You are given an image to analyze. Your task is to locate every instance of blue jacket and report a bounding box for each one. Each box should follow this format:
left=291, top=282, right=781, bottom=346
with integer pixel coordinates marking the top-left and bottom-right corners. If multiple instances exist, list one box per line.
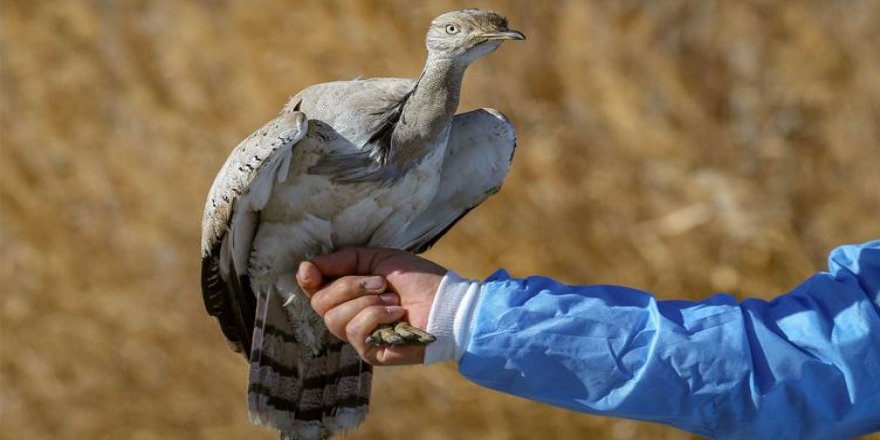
left=458, top=241, right=880, bottom=438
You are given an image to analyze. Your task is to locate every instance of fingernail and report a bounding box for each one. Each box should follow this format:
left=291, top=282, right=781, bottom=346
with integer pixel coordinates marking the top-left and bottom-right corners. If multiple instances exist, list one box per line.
left=378, top=292, right=398, bottom=304
left=385, top=306, right=405, bottom=314
left=363, top=276, right=385, bottom=291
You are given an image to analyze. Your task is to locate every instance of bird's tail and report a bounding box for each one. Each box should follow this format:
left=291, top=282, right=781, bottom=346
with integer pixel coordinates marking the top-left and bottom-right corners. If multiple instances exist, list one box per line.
left=247, top=288, right=372, bottom=440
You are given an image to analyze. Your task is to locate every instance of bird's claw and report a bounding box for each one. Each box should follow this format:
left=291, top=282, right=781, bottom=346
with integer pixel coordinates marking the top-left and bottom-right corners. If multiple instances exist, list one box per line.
left=366, top=322, right=436, bottom=346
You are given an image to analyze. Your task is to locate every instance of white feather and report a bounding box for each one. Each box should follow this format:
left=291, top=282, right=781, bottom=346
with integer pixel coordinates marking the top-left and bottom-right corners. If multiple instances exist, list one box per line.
left=397, top=108, right=516, bottom=250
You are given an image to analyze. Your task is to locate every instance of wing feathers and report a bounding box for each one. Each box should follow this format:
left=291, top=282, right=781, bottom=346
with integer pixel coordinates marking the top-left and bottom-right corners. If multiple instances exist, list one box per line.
left=201, top=111, right=308, bottom=255
left=200, top=110, right=308, bottom=357
left=200, top=240, right=255, bottom=354
left=400, top=108, right=516, bottom=253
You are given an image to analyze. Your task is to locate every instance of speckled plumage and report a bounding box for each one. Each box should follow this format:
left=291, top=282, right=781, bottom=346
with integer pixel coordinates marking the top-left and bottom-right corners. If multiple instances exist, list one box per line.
left=200, top=9, right=522, bottom=440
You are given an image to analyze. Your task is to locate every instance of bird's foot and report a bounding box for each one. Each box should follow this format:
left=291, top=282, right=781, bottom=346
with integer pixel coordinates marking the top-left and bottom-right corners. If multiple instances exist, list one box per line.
left=366, top=322, right=436, bottom=346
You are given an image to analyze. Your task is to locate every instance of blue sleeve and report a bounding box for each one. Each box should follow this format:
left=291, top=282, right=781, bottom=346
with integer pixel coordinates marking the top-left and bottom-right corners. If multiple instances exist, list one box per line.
left=458, top=241, right=880, bottom=439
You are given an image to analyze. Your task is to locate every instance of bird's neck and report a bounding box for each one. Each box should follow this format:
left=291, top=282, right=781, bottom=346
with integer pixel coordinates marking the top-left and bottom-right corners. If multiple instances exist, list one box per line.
left=391, top=57, right=466, bottom=163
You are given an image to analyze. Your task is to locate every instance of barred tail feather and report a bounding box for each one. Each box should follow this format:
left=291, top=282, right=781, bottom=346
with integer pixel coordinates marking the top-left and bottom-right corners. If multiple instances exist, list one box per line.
left=248, top=287, right=302, bottom=431
left=321, top=342, right=372, bottom=433
left=247, top=287, right=372, bottom=440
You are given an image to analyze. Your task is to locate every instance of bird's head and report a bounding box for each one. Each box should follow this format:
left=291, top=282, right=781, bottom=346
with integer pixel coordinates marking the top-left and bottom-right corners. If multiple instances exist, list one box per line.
left=426, top=9, right=525, bottom=64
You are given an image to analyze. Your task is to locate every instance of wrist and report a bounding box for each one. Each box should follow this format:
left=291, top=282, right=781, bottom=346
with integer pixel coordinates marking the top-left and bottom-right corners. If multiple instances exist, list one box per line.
left=423, top=270, right=482, bottom=365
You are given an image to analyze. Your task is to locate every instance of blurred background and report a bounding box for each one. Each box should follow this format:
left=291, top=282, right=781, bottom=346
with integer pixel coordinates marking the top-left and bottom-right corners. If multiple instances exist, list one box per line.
left=2, top=0, right=879, bottom=438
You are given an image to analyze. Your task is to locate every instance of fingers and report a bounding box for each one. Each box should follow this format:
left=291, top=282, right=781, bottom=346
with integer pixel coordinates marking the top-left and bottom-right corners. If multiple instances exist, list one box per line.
left=297, top=249, right=399, bottom=297
left=322, top=292, right=399, bottom=341
left=309, top=275, right=390, bottom=315
left=349, top=308, right=427, bottom=365
left=299, top=248, right=446, bottom=302
left=345, top=305, right=406, bottom=360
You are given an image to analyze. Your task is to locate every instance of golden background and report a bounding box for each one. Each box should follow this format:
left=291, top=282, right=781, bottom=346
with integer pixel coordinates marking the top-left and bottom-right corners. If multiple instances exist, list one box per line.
left=2, top=0, right=878, bottom=438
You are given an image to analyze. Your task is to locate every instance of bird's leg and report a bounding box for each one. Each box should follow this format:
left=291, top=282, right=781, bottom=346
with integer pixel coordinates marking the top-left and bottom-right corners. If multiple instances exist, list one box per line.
left=366, top=322, right=436, bottom=346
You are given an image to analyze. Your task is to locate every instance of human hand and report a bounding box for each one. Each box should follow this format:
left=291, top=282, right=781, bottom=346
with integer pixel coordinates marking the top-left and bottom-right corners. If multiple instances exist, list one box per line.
left=296, top=247, right=446, bottom=365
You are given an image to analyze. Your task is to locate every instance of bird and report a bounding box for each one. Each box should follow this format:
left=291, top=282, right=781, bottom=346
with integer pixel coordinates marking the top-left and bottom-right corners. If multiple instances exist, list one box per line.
left=200, top=9, right=523, bottom=440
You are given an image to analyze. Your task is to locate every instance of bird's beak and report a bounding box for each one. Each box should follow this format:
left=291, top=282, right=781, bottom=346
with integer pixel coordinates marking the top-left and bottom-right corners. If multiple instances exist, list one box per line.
left=481, top=29, right=526, bottom=41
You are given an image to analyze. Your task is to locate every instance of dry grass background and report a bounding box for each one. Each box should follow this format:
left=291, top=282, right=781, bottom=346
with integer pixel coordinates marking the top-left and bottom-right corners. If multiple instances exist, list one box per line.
left=2, top=0, right=879, bottom=439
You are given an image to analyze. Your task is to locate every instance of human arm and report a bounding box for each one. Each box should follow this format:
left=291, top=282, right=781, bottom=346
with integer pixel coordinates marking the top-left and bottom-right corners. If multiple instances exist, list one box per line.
left=300, top=241, right=880, bottom=438
left=448, top=241, right=880, bottom=438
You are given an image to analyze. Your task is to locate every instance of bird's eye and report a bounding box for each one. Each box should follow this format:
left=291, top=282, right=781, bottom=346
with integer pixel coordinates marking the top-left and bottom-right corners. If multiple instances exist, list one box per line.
left=445, top=24, right=459, bottom=34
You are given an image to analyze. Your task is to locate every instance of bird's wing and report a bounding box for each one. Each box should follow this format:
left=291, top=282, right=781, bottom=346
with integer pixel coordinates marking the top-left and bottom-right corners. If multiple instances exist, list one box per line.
left=292, top=78, right=416, bottom=184
left=399, top=108, right=516, bottom=253
left=200, top=111, right=308, bottom=355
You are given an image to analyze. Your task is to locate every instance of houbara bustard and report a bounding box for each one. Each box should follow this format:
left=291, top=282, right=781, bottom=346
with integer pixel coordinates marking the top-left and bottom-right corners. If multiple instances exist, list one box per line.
left=200, top=9, right=524, bottom=439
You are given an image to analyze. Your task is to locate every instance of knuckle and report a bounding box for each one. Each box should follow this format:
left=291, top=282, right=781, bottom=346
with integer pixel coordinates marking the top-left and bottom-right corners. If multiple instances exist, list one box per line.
left=344, top=318, right=363, bottom=337
left=322, top=309, right=342, bottom=334
left=345, top=305, right=386, bottom=340
left=327, top=311, right=353, bottom=339
left=309, top=293, right=325, bottom=315
left=322, top=305, right=337, bottom=324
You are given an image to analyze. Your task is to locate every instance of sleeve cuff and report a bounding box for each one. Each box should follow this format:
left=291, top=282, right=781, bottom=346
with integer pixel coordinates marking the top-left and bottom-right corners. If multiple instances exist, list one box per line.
left=423, top=270, right=482, bottom=365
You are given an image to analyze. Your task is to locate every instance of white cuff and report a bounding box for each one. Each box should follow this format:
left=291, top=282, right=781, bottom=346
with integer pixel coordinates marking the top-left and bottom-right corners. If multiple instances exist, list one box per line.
left=423, top=270, right=482, bottom=365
